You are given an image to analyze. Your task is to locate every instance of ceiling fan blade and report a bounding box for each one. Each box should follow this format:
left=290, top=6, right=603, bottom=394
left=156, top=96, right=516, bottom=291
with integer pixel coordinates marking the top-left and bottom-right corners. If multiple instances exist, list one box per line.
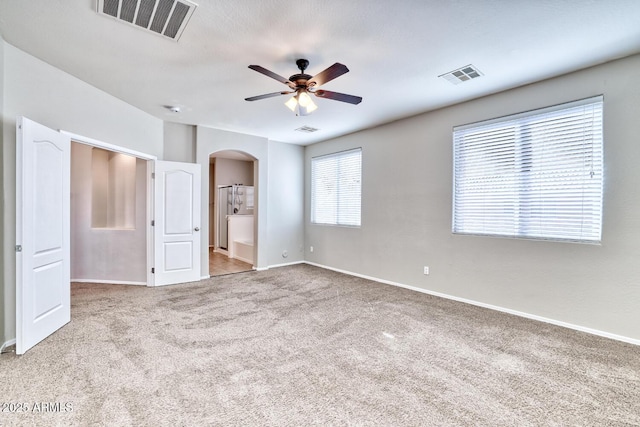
left=248, top=65, right=294, bottom=88
left=245, top=91, right=293, bottom=101
left=314, top=90, right=362, bottom=105
left=308, top=63, right=349, bottom=87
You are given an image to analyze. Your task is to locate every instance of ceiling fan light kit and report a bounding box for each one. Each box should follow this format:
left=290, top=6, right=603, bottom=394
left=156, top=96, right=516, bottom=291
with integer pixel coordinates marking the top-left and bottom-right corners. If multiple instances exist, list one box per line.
left=285, top=90, right=318, bottom=116
left=245, top=58, right=362, bottom=116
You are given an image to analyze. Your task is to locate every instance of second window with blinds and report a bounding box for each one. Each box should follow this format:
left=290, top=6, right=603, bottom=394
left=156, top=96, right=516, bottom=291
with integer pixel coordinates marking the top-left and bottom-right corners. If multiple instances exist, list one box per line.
left=311, top=148, right=362, bottom=227
left=453, top=96, right=604, bottom=243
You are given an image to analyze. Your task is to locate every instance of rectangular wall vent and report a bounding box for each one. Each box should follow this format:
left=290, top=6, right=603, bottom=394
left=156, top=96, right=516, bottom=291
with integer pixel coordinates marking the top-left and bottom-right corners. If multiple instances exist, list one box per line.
left=439, top=64, right=483, bottom=85
left=97, top=0, right=197, bottom=41
left=295, top=126, right=320, bottom=133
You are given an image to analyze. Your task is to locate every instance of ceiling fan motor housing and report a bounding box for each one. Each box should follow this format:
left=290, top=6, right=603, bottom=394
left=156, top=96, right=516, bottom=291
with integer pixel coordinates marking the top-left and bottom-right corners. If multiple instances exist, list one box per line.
left=289, top=59, right=312, bottom=87
left=289, top=73, right=312, bottom=87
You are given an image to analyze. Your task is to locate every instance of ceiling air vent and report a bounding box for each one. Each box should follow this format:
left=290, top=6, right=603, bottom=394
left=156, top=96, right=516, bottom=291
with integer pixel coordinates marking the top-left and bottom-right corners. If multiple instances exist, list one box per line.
left=439, top=64, right=483, bottom=85
left=295, top=126, right=320, bottom=133
left=97, top=0, right=197, bottom=41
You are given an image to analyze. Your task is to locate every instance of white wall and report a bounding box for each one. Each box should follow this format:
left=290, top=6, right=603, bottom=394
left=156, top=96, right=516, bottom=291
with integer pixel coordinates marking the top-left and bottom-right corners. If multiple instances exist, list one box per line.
left=1, top=42, right=163, bottom=346
left=305, top=53, right=640, bottom=342
left=267, top=140, right=304, bottom=266
left=71, top=143, right=147, bottom=284
left=0, top=37, right=6, bottom=345
left=196, top=127, right=306, bottom=274
left=164, top=122, right=195, bottom=163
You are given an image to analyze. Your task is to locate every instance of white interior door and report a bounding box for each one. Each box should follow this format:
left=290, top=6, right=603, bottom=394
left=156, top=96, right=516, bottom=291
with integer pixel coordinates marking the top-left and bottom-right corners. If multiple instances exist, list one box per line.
left=16, top=117, right=71, bottom=355
left=154, top=160, right=201, bottom=286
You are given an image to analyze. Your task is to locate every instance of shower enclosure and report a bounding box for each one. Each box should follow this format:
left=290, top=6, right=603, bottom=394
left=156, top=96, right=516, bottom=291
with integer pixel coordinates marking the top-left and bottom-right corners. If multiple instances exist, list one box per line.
left=218, top=185, right=254, bottom=250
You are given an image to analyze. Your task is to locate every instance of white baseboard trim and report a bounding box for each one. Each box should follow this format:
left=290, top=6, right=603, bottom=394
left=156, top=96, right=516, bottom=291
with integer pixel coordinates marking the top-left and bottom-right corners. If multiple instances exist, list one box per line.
left=304, top=261, right=640, bottom=347
left=253, top=260, right=305, bottom=271
left=1, top=338, right=16, bottom=354
left=71, top=279, right=146, bottom=286
left=268, top=260, right=305, bottom=269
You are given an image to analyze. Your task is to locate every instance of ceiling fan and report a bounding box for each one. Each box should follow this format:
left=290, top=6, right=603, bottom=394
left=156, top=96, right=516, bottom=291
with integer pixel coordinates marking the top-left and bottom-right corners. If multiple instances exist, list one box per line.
left=245, top=59, right=363, bottom=116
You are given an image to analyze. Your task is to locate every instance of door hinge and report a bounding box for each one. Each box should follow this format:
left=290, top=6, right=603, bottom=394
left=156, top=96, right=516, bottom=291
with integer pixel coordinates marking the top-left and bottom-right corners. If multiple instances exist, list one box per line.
left=152, top=172, right=155, bottom=179
left=15, top=245, right=22, bottom=252
left=151, top=268, right=155, bottom=274
left=151, top=220, right=155, bottom=226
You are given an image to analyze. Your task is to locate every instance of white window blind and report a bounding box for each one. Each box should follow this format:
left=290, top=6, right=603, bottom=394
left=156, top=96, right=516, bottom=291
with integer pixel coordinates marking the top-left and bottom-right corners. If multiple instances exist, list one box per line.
left=453, top=96, right=603, bottom=242
left=311, top=148, right=362, bottom=227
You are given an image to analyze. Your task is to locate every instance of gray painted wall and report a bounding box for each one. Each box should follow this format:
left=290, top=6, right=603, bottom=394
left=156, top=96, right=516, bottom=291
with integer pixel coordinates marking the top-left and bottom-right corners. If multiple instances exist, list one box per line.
left=305, top=53, right=640, bottom=341
left=215, top=158, right=254, bottom=187
left=267, top=140, right=304, bottom=266
left=1, top=41, right=164, bottom=346
left=164, top=122, right=196, bottom=163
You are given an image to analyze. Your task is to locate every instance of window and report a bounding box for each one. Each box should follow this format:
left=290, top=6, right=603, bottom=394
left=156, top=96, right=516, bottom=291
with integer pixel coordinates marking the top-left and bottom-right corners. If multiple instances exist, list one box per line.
left=311, top=148, right=362, bottom=227
left=453, top=96, right=603, bottom=242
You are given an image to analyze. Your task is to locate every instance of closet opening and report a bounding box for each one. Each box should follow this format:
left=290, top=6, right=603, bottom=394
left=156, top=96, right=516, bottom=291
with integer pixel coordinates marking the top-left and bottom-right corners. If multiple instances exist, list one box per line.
left=70, top=142, right=148, bottom=285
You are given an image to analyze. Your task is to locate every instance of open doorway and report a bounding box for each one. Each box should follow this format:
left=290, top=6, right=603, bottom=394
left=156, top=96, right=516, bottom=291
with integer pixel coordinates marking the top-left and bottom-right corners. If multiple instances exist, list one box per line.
left=209, top=150, right=256, bottom=276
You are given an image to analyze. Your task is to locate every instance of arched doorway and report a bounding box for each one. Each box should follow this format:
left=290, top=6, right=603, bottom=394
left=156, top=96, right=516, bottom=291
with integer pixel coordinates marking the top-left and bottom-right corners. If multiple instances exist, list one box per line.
left=209, top=150, right=257, bottom=276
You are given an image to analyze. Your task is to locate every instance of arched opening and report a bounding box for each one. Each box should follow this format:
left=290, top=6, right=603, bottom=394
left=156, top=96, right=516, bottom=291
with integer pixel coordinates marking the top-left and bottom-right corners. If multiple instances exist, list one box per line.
left=208, top=150, right=258, bottom=276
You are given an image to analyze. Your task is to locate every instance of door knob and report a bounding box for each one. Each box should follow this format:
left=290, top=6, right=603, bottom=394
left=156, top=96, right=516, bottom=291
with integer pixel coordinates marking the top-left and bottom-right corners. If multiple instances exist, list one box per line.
left=194, top=227, right=200, bottom=232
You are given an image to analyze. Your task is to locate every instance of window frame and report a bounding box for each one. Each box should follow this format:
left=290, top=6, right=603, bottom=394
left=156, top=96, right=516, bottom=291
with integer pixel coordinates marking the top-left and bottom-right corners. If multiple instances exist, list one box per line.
left=452, top=96, right=604, bottom=243
left=310, top=147, right=362, bottom=227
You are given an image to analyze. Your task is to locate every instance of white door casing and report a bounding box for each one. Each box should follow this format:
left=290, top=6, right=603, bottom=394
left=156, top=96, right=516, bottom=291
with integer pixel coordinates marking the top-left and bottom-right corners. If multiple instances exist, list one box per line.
left=16, top=117, right=71, bottom=355
left=153, top=160, right=202, bottom=286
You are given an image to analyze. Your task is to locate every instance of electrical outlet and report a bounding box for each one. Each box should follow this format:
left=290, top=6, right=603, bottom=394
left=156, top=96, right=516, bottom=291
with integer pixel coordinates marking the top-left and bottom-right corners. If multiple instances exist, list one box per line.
left=310, top=246, right=314, bottom=253
left=423, top=266, right=430, bottom=275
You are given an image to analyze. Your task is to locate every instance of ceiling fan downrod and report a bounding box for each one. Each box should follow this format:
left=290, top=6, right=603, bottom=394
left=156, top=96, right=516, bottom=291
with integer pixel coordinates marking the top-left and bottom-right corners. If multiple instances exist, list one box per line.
left=290, top=59, right=312, bottom=88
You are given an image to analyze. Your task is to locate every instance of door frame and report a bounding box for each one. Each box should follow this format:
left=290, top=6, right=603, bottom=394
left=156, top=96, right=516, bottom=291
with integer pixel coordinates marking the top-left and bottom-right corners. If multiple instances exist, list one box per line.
left=60, top=131, right=158, bottom=286
left=208, top=151, right=259, bottom=269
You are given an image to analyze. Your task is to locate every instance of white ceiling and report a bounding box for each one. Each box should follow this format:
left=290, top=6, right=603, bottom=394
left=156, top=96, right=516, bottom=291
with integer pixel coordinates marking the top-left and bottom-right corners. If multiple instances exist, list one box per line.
left=1, top=0, right=640, bottom=145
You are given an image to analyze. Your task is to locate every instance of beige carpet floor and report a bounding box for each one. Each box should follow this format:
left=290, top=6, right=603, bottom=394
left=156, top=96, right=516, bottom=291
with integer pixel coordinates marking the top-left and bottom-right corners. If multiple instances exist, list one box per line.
left=1, top=264, right=639, bottom=426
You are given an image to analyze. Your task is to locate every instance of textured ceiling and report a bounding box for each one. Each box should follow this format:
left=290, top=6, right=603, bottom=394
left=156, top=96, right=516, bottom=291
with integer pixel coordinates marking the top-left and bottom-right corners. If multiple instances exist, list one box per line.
left=1, top=0, right=640, bottom=145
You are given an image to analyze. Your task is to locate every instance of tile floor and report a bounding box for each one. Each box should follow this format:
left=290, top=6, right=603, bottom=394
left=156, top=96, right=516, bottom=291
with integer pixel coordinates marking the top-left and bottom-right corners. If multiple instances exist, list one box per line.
left=209, top=249, right=253, bottom=276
